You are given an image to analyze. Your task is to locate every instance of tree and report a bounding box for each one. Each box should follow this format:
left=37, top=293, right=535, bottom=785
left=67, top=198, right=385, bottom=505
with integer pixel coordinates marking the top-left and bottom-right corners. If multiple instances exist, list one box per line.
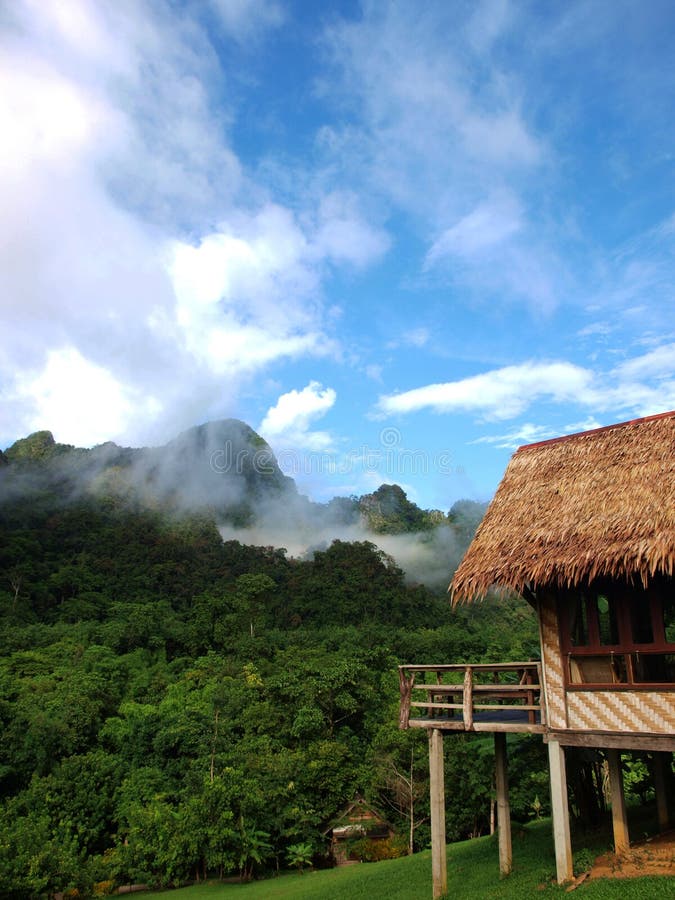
left=233, top=573, right=275, bottom=638
left=286, top=841, right=314, bottom=874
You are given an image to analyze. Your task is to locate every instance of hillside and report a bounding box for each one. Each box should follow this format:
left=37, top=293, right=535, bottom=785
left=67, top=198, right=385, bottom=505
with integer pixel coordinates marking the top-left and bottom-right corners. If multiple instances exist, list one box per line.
left=1, top=420, right=295, bottom=525
left=1, top=423, right=487, bottom=588
left=0, top=423, right=544, bottom=898
left=148, top=818, right=675, bottom=899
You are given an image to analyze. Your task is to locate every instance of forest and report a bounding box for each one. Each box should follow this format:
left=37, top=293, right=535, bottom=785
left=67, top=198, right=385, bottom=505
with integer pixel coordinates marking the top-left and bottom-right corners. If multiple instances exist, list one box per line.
left=0, top=424, right=547, bottom=897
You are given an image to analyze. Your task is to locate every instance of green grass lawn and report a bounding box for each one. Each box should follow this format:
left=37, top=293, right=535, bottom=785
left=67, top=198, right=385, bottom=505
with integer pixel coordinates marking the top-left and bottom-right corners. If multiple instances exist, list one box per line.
left=145, top=820, right=674, bottom=900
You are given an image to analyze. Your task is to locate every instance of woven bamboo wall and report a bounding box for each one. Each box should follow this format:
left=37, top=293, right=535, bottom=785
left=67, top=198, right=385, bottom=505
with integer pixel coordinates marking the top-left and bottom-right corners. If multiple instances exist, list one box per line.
left=539, top=594, right=567, bottom=729
left=566, top=690, right=675, bottom=733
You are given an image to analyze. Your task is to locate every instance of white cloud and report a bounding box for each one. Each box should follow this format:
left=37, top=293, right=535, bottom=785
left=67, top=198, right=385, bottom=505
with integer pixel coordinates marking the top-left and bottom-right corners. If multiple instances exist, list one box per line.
left=169, top=204, right=317, bottom=325
left=377, top=362, right=594, bottom=420
left=472, top=416, right=603, bottom=450
left=385, top=327, right=431, bottom=351
left=311, top=192, right=390, bottom=268
left=209, top=0, right=284, bottom=41
left=7, top=347, right=161, bottom=446
left=423, top=192, right=559, bottom=313
left=317, top=5, right=575, bottom=316
left=425, top=194, right=523, bottom=267
left=613, top=342, right=675, bottom=381
left=260, top=382, right=337, bottom=451
left=377, top=343, right=675, bottom=426
left=0, top=1, right=387, bottom=449
left=321, top=4, right=543, bottom=220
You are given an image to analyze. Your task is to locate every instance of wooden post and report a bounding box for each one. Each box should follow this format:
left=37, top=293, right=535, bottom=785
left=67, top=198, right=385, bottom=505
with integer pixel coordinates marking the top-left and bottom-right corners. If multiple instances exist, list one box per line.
left=463, top=666, right=473, bottom=730
left=606, top=749, right=629, bottom=855
left=399, top=667, right=414, bottom=729
left=429, top=728, right=447, bottom=899
left=494, top=732, right=512, bottom=876
left=652, top=752, right=672, bottom=831
left=547, top=740, right=573, bottom=883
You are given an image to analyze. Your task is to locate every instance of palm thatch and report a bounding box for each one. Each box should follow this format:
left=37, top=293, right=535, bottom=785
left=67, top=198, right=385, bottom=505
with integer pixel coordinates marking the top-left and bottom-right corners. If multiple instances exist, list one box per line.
left=451, top=411, right=675, bottom=603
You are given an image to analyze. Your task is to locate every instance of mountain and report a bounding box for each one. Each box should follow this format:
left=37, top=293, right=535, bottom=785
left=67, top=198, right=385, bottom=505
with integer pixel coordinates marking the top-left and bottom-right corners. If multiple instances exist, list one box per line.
left=0, top=420, right=296, bottom=525
left=1, top=423, right=487, bottom=588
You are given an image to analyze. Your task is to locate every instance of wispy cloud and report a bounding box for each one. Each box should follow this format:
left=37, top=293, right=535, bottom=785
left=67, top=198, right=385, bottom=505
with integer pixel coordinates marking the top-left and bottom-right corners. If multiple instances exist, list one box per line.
left=377, top=343, right=675, bottom=423
left=424, top=193, right=523, bottom=266
left=377, top=362, right=593, bottom=420
left=472, top=417, right=603, bottom=450
left=208, top=0, right=284, bottom=42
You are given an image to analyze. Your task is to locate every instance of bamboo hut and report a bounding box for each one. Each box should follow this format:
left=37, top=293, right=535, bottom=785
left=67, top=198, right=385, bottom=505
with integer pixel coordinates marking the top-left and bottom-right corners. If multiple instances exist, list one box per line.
left=452, top=410, right=675, bottom=879
left=401, top=411, right=675, bottom=895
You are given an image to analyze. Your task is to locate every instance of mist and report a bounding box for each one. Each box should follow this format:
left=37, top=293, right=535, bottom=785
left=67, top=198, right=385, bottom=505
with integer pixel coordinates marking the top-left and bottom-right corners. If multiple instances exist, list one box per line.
left=1, top=421, right=484, bottom=591
left=218, top=489, right=476, bottom=591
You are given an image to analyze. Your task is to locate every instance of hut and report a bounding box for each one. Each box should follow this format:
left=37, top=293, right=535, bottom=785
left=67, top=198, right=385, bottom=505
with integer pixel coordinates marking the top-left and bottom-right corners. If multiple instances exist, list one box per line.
left=323, top=795, right=393, bottom=865
left=400, top=411, right=675, bottom=895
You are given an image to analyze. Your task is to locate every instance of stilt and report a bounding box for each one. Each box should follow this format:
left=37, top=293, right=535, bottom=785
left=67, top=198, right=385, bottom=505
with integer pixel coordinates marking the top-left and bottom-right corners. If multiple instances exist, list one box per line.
left=547, top=740, right=573, bottom=883
left=494, top=732, right=512, bottom=876
left=652, top=752, right=672, bottom=831
left=429, top=728, right=447, bottom=899
left=606, top=749, right=629, bottom=854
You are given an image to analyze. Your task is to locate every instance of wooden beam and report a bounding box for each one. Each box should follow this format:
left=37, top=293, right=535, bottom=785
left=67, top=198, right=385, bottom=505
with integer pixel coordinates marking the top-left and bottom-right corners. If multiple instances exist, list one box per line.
left=494, top=732, right=512, bottom=876
left=545, top=730, right=675, bottom=752
left=547, top=740, right=573, bottom=884
left=428, top=728, right=447, bottom=899
left=606, top=749, right=629, bottom=855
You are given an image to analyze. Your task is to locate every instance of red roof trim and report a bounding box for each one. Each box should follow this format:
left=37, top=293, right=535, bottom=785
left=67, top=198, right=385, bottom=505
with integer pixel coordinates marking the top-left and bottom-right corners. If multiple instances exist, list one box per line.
left=517, top=409, right=675, bottom=453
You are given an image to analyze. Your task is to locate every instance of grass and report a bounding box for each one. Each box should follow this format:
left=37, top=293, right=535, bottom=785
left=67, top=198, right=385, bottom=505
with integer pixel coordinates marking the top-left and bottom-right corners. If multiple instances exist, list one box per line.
left=144, top=819, right=675, bottom=900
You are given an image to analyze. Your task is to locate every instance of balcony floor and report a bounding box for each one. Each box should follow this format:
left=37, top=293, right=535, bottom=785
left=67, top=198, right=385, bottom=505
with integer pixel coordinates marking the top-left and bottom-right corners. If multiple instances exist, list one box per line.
left=408, top=707, right=546, bottom=733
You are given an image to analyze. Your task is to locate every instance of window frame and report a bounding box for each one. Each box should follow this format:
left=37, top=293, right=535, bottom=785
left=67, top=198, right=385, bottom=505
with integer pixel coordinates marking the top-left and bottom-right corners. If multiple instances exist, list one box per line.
left=557, top=578, right=675, bottom=690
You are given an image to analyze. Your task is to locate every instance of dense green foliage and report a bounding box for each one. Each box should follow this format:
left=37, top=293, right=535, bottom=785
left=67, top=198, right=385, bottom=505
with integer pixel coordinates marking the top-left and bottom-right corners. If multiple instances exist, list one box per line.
left=0, top=430, right=545, bottom=897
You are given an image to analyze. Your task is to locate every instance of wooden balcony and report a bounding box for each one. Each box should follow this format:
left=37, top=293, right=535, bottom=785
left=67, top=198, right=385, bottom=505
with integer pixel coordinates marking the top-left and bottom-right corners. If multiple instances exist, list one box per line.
left=399, top=662, right=546, bottom=734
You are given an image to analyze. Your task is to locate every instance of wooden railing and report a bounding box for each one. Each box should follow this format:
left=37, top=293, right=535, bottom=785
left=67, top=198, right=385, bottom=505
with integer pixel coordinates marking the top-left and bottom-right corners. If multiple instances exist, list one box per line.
left=399, top=662, right=545, bottom=733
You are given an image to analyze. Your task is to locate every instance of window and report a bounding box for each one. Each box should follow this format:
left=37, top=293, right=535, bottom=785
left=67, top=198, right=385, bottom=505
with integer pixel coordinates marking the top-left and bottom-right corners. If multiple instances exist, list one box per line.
left=630, top=600, right=654, bottom=644
left=569, top=595, right=588, bottom=646
left=559, top=578, right=675, bottom=687
left=664, top=594, right=675, bottom=644
left=596, top=594, right=619, bottom=646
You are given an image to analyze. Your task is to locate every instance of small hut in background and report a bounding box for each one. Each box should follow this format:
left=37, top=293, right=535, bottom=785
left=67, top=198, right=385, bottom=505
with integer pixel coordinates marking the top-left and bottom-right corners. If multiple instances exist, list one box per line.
left=401, top=411, right=675, bottom=896
left=324, top=795, right=393, bottom=865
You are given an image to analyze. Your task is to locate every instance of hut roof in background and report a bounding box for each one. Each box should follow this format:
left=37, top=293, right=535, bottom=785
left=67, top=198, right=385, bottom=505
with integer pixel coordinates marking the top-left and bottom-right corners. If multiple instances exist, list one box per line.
left=451, top=411, right=675, bottom=603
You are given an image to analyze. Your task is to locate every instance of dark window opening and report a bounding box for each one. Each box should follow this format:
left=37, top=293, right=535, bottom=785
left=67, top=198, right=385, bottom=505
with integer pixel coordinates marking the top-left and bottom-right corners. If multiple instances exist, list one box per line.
left=631, top=600, right=654, bottom=644
left=596, top=594, right=619, bottom=646
left=632, top=653, right=675, bottom=684
left=664, top=595, right=675, bottom=644
left=569, top=595, right=589, bottom=646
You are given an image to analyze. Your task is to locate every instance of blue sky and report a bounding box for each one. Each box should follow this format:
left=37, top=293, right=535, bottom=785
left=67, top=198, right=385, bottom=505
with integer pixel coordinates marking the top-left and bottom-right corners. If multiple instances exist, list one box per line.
left=1, top=0, right=674, bottom=510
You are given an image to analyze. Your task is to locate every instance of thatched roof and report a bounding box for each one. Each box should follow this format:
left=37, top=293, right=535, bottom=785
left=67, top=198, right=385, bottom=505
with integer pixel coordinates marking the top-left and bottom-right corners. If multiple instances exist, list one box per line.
left=451, top=411, right=675, bottom=603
